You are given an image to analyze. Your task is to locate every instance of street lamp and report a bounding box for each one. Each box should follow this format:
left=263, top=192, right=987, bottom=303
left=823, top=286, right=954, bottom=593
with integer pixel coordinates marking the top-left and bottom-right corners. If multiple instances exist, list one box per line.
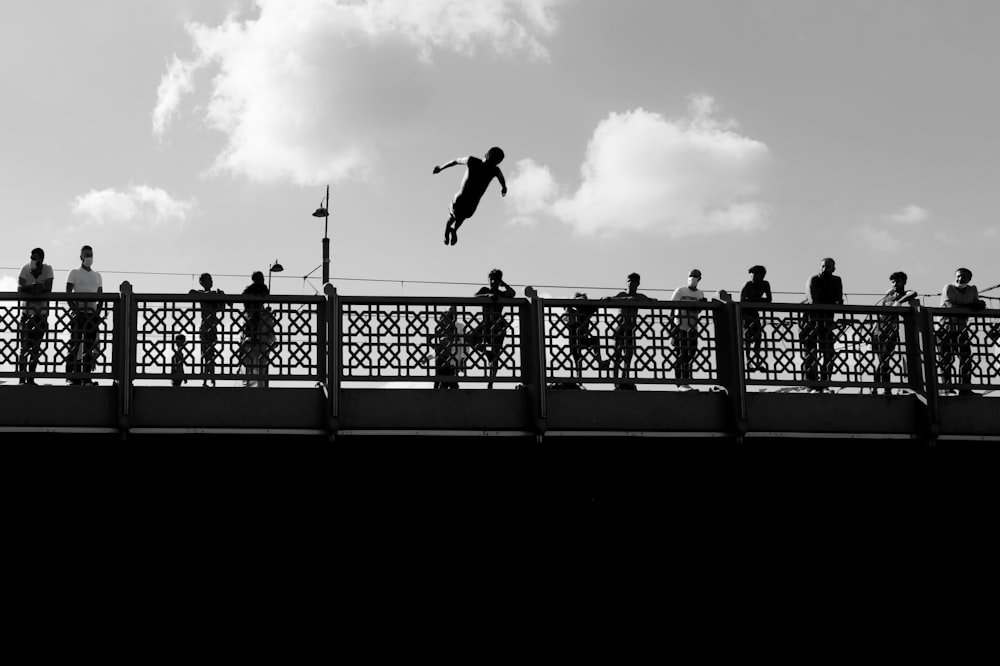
left=268, top=259, right=284, bottom=290
left=312, top=185, right=330, bottom=286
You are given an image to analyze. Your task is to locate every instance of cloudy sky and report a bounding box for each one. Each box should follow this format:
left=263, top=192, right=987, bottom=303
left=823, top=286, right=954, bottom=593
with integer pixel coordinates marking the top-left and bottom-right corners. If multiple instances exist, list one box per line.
left=2, top=0, right=999, bottom=302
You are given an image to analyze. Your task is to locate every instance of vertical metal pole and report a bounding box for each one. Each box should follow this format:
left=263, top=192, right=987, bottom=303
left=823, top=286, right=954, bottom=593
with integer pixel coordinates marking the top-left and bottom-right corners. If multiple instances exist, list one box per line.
left=322, top=185, right=330, bottom=286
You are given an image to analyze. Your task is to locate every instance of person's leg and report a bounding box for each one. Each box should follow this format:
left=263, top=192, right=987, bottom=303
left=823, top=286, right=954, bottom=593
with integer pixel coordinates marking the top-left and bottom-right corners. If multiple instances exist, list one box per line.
left=958, top=331, right=973, bottom=387
left=66, top=312, right=85, bottom=384
left=444, top=213, right=456, bottom=245
left=82, top=311, right=101, bottom=383
left=449, top=216, right=466, bottom=245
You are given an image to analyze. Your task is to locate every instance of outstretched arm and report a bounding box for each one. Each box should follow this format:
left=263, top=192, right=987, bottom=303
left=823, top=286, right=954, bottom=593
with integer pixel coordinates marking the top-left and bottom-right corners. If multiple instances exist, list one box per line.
left=496, top=169, right=507, bottom=197
left=433, top=157, right=468, bottom=174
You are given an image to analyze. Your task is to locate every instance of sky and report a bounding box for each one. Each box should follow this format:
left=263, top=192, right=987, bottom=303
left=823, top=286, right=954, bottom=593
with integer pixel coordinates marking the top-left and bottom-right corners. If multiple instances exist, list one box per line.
left=2, top=0, right=999, bottom=304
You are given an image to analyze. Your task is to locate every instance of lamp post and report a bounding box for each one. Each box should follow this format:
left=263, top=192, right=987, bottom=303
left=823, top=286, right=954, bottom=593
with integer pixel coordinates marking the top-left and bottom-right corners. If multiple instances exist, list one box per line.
left=312, top=185, right=330, bottom=286
left=268, top=259, right=284, bottom=290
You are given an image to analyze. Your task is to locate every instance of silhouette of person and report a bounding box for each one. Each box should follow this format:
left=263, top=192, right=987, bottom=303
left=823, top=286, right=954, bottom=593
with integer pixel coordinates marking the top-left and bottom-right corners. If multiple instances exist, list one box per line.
left=467, top=268, right=515, bottom=389
left=671, top=269, right=708, bottom=390
left=171, top=333, right=188, bottom=387
left=433, top=146, right=507, bottom=246
left=802, top=257, right=843, bottom=392
left=17, top=247, right=53, bottom=385
left=740, top=265, right=772, bottom=372
left=65, top=245, right=103, bottom=386
left=564, top=292, right=609, bottom=381
left=240, top=271, right=272, bottom=388
left=189, top=272, right=225, bottom=387
left=424, top=305, right=467, bottom=389
left=871, top=271, right=918, bottom=395
left=603, top=272, right=654, bottom=390
left=939, top=267, right=985, bottom=396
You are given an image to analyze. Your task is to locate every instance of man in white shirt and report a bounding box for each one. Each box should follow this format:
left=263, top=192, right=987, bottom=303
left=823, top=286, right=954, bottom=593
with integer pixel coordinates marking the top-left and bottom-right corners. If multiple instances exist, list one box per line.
left=66, top=245, right=104, bottom=385
left=671, top=269, right=707, bottom=390
left=17, top=247, right=54, bottom=385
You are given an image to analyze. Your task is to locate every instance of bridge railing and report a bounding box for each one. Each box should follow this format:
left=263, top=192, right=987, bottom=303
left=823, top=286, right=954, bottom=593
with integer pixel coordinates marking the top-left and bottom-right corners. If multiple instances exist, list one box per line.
left=925, top=306, right=1000, bottom=394
left=0, top=292, right=121, bottom=385
left=338, top=295, right=527, bottom=387
left=539, top=298, right=723, bottom=389
left=131, top=292, right=327, bottom=386
left=3, top=285, right=1000, bottom=397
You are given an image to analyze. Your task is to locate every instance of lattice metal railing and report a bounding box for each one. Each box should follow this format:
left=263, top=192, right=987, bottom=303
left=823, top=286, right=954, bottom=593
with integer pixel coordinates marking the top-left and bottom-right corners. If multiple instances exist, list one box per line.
left=0, top=293, right=119, bottom=385
left=339, top=297, right=525, bottom=386
left=925, top=307, right=1000, bottom=394
left=541, top=298, right=720, bottom=388
left=737, top=303, right=923, bottom=393
left=132, top=294, right=325, bottom=386
left=4, top=287, right=1000, bottom=396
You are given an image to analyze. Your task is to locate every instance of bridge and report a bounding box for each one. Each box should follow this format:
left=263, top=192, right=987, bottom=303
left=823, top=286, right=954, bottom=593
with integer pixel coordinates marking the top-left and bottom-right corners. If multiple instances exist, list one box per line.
left=2, top=282, right=999, bottom=444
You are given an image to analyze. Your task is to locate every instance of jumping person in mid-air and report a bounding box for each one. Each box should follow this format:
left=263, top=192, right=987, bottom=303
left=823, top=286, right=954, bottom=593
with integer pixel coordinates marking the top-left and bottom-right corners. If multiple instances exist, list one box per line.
left=433, top=146, right=507, bottom=246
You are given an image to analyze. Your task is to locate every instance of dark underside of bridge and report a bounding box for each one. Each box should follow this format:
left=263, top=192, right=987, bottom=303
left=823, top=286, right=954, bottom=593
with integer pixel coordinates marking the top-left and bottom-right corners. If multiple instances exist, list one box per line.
left=4, top=383, right=998, bottom=447
left=7, top=387, right=995, bottom=547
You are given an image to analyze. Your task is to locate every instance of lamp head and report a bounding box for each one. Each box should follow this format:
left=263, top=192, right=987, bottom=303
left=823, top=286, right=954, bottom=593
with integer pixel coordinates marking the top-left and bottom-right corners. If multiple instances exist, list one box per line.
left=312, top=207, right=328, bottom=218
left=270, top=260, right=284, bottom=273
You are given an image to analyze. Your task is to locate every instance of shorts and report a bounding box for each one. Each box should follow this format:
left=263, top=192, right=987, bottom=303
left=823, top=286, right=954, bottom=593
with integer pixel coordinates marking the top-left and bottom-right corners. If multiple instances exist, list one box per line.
left=450, top=194, right=479, bottom=221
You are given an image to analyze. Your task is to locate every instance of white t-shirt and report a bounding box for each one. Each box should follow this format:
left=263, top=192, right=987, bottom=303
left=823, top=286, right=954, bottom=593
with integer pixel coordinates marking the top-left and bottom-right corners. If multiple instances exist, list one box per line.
left=67, top=267, right=103, bottom=310
left=671, top=286, right=705, bottom=331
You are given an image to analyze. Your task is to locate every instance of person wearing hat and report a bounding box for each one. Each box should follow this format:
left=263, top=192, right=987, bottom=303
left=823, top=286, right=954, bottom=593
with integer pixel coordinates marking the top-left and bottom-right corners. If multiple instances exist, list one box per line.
left=671, top=269, right=708, bottom=391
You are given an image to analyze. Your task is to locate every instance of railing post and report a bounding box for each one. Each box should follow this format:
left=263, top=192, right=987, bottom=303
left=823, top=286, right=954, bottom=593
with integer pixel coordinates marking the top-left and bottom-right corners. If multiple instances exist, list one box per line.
left=324, top=284, right=339, bottom=438
left=717, top=301, right=748, bottom=442
left=116, top=281, right=134, bottom=439
left=903, top=305, right=925, bottom=395
left=523, top=287, right=547, bottom=438
left=917, top=306, right=940, bottom=444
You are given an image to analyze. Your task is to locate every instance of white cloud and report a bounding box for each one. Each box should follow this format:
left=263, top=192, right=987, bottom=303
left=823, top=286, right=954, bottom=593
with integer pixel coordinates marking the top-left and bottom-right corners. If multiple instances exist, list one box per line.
left=0, top=275, right=17, bottom=292
left=506, top=158, right=557, bottom=226
left=853, top=224, right=903, bottom=254
left=152, top=54, right=201, bottom=139
left=72, top=186, right=197, bottom=228
left=551, top=97, right=771, bottom=238
left=882, top=204, right=929, bottom=225
left=153, top=0, right=563, bottom=185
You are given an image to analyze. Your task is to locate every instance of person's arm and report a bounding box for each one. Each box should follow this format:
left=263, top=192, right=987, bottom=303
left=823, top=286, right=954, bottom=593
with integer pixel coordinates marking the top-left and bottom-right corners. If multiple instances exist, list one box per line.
left=433, top=157, right=469, bottom=174
left=496, top=168, right=507, bottom=197
left=95, top=285, right=104, bottom=315
left=499, top=281, right=515, bottom=299
left=835, top=278, right=844, bottom=306
left=762, top=281, right=772, bottom=303
left=66, top=278, right=77, bottom=310
left=941, top=285, right=955, bottom=308
left=896, top=290, right=919, bottom=306
left=806, top=276, right=817, bottom=304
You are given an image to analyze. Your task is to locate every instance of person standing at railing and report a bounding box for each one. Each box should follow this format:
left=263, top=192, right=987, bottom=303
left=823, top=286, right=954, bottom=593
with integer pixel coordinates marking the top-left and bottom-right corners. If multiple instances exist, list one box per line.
left=564, top=292, right=609, bottom=383
left=671, top=269, right=708, bottom=392
left=189, top=272, right=224, bottom=387
left=802, top=257, right=843, bottom=393
left=239, top=271, right=273, bottom=388
left=740, top=265, right=772, bottom=373
left=17, top=248, right=54, bottom=385
left=871, top=271, right=918, bottom=395
left=467, top=268, right=516, bottom=389
left=171, top=334, right=188, bottom=387
left=939, top=267, right=985, bottom=396
left=421, top=305, right=467, bottom=389
left=65, top=245, right=103, bottom=386
left=603, top=272, right=654, bottom=391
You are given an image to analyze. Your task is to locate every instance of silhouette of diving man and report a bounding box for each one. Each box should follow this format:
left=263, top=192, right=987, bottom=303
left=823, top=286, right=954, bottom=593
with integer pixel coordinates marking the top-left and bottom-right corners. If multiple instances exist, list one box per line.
left=433, top=146, right=507, bottom=246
